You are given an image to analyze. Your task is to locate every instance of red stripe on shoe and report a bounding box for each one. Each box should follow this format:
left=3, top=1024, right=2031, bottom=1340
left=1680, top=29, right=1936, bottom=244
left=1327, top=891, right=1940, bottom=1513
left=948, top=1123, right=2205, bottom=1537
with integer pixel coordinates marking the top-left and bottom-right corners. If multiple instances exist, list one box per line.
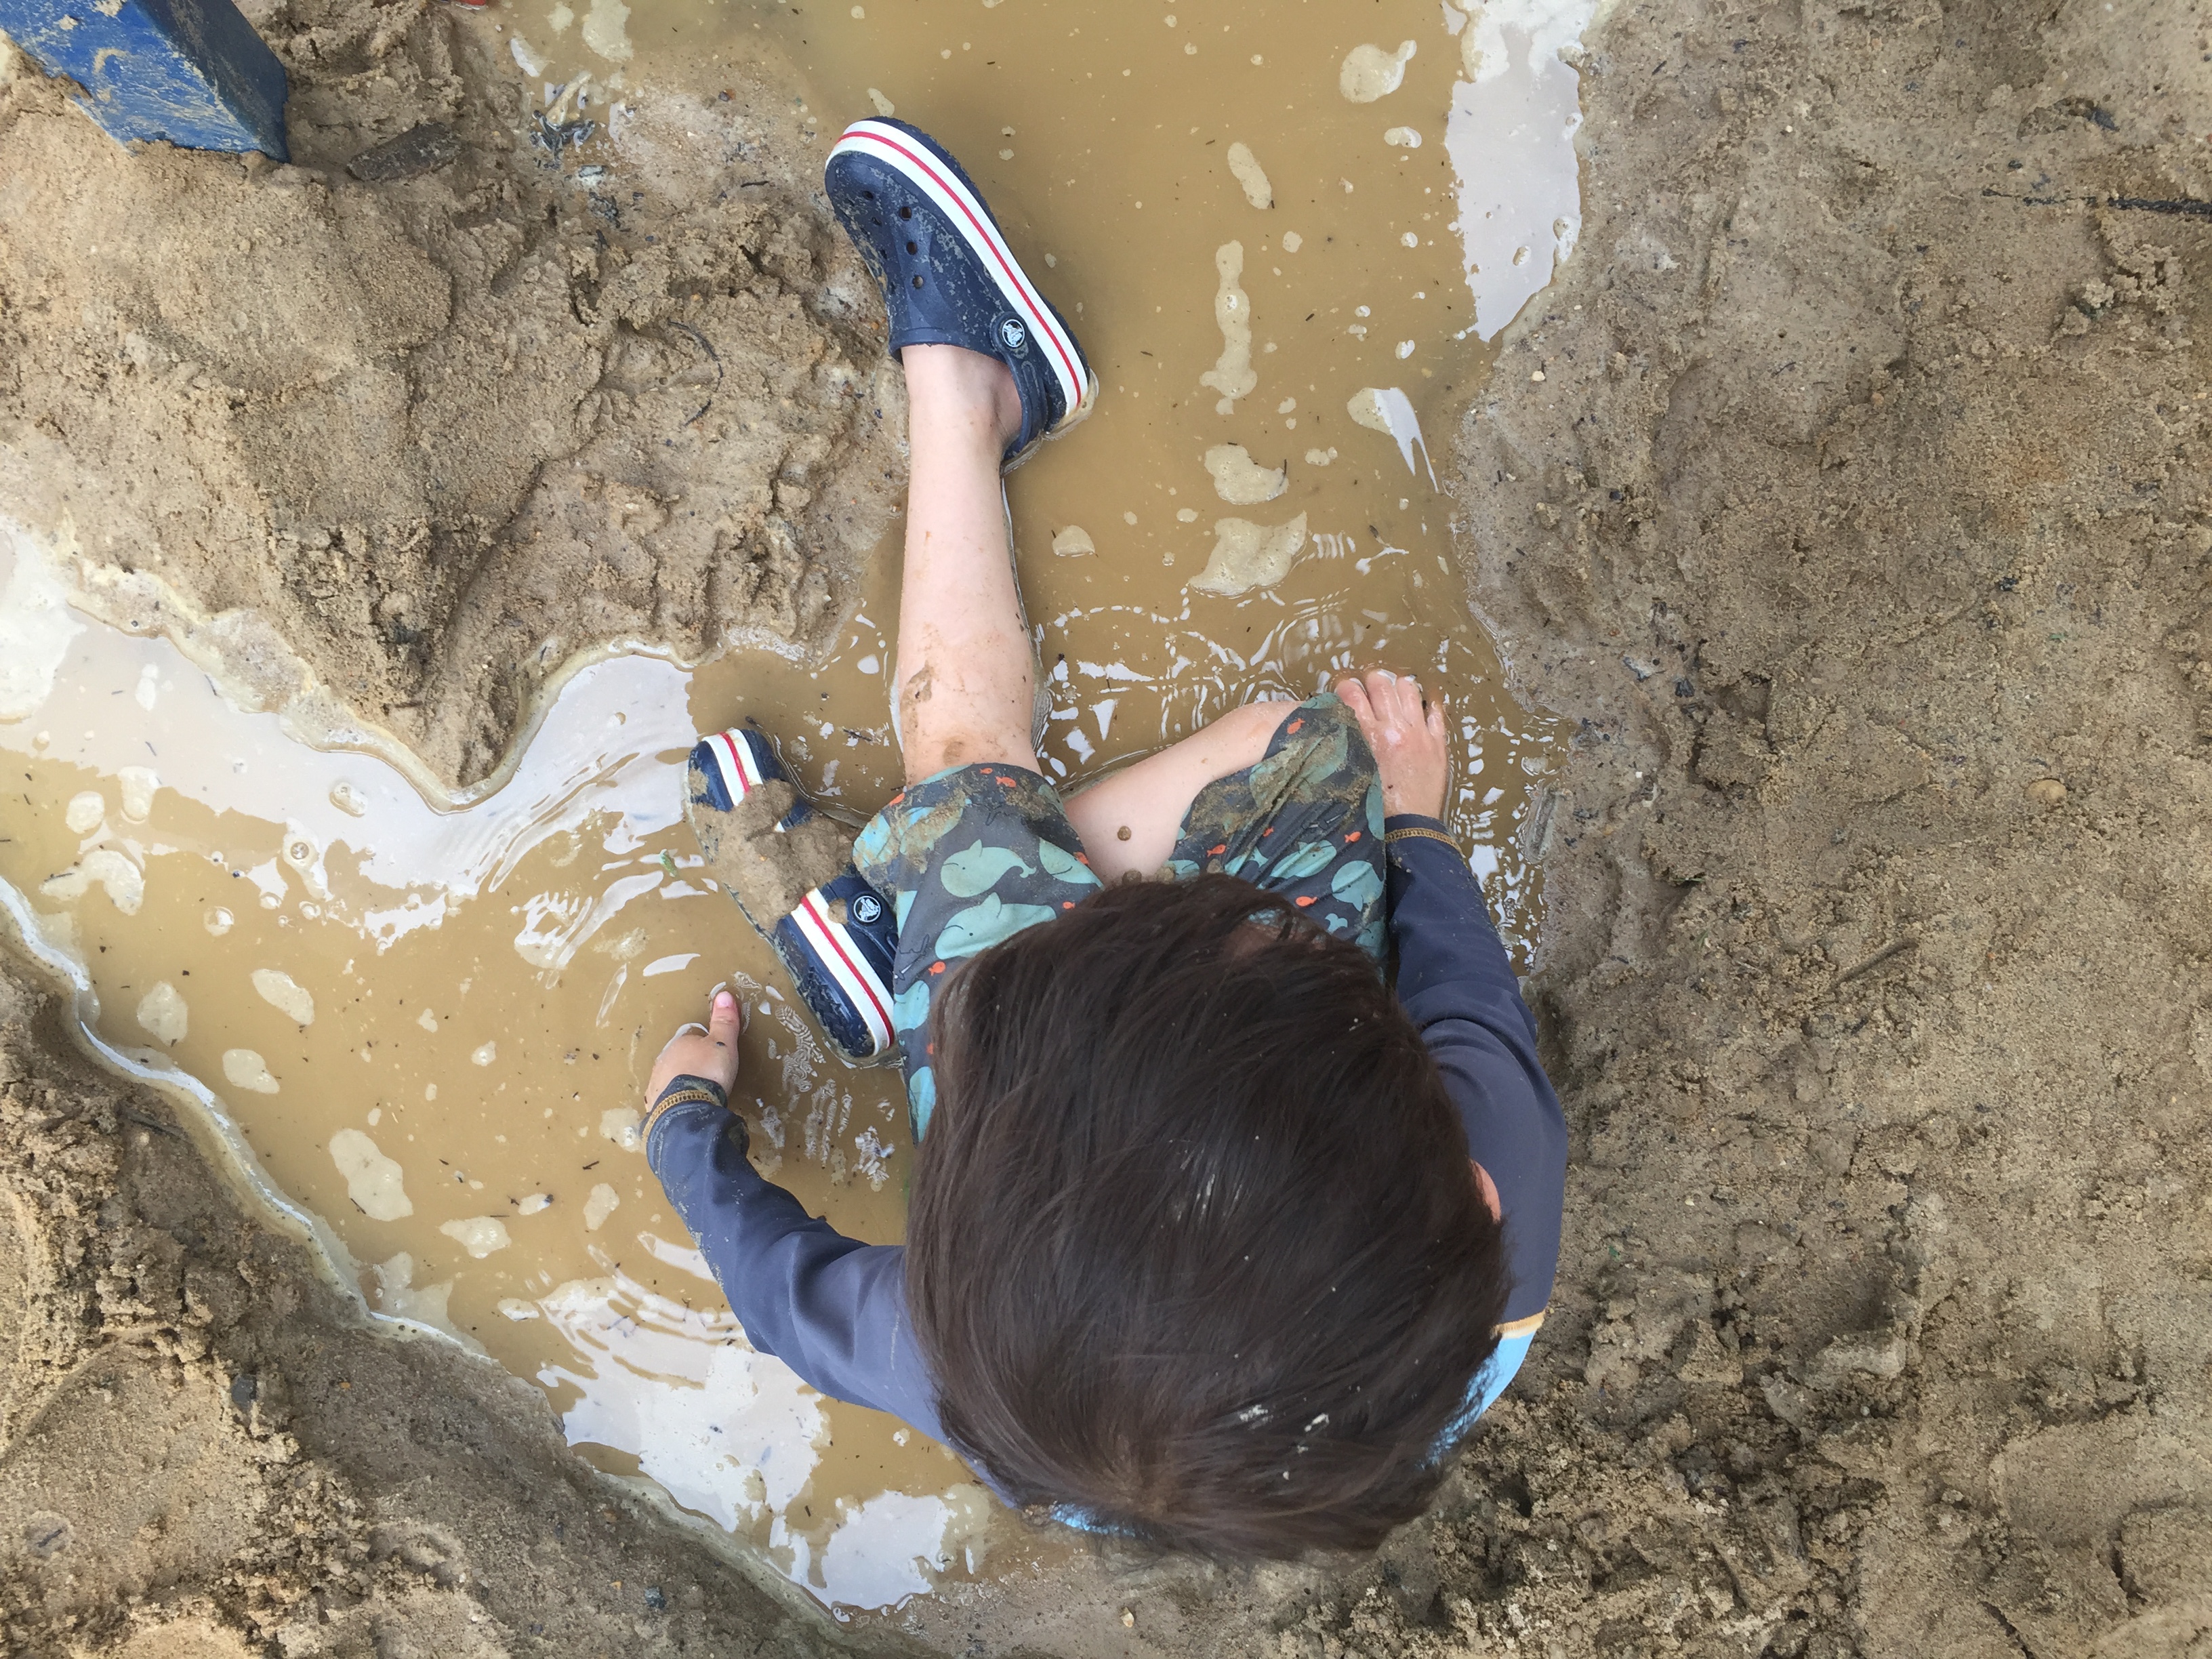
left=834, top=123, right=1088, bottom=423
left=798, top=890, right=894, bottom=1050
left=709, top=731, right=754, bottom=801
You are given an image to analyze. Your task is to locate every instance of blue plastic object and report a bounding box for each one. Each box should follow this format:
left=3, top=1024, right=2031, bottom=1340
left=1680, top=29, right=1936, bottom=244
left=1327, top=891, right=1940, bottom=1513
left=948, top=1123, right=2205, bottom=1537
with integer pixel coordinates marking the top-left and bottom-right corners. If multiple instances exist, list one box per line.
left=1, top=0, right=289, bottom=159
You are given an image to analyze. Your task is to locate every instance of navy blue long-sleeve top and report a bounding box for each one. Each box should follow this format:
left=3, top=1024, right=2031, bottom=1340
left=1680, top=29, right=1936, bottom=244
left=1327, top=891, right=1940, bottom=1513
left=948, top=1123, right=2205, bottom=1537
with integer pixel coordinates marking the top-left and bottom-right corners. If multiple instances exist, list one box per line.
left=645, top=814, right=1568, bottom=1454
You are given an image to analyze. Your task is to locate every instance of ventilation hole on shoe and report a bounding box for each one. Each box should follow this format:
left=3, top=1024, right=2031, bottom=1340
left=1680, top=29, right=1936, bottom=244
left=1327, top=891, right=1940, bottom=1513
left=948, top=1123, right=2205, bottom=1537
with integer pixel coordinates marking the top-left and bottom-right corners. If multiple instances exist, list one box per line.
left=899, top=204, right=912, bottom=219
left=862, top=189, right=875, bottom=200
left=911, top=274, right=924, bottom=289
left=906, top=240, right=918, bottom=254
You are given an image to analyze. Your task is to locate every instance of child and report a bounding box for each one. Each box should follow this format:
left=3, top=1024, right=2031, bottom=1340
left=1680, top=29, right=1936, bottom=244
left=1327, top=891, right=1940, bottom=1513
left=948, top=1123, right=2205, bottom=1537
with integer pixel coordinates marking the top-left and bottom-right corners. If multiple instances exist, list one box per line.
left=642, top=119, right=1566, bottom=1557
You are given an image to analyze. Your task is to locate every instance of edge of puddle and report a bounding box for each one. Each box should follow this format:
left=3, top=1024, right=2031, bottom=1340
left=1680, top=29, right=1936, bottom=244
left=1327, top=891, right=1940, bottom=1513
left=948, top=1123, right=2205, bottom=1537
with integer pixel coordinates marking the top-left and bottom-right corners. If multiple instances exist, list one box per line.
left=2, top=525, right=951, bottom=1631
left=57, top=521, right=827, bottom=815
left=0, top=851, right=863, bottom=1633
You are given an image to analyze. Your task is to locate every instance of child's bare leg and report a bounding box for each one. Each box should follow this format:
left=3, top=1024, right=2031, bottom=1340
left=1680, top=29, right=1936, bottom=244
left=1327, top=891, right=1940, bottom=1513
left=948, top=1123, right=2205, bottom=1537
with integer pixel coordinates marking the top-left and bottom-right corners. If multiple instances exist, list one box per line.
left=1067, top=669, right=1441, bottom=884
left=895, top=344, right=1036, bottom=781
left=1063, top=700, right=1286, bottom=882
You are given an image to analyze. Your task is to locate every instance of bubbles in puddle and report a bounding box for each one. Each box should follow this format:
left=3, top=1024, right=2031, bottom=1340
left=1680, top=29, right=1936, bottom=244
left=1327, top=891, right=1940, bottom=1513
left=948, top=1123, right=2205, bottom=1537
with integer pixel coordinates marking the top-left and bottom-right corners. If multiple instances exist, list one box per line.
left=440, top=1216, right=512, bottom=1258
left=222, top=1048, right=281, bottom=1095
left=331, top=1129, right=413, bottom=1221
left=1203, top=444, right=1288, bottom=506
left=117, top=766, right=159, bottom=822
left=136, top=981, right=189, bottom=1046
left=251, top=968, right=316, bottom=1027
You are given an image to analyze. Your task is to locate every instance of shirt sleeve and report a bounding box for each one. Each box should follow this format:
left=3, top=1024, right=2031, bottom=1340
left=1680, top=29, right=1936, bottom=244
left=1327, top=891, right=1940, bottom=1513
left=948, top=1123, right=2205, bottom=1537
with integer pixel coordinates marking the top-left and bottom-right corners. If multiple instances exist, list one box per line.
left=644, top=1097, right=945, bottom=1441
left=1385, top=815, right=1568, bottom=1326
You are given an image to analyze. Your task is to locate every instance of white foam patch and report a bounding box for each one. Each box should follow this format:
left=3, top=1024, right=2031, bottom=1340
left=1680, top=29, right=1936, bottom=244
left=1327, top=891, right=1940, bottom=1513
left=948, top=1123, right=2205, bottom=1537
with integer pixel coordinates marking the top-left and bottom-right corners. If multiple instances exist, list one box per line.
left=42, top=848, right=145, bottom=915
left=440, top=1216, right=513, bottom=1258
left=330, top=1128, right=412, bottom=1221
left=1225, top=141, right=1273, bottom=209
left=471, top=1040, right=498, bottom=1066
left=600, top=1107, right=642, bottom=1150
left=136, top=981, right=188, bottom=1045
left=251, top=967, right=316, bottom=1026
left=371, top=1251, right=452, bottom=1328
left=581, top=0, right=631, bottom=62
left=116, top=765, right=159, bottom=822
left=1203, top=444, right=1288, bottom=506
left=64, top=791, right=104, bottom=834
left=1189, top=514, right=1310, bottom=598
left=1050, top=525, right=1096, bottom=558
left=1200, top=242, right=1256, bottom=415
left=583, top=1182, right=620, bottom=1231
left=222, top=1047, right=280, bottom=1094
left=1340, top=39, right=1416, bottom=102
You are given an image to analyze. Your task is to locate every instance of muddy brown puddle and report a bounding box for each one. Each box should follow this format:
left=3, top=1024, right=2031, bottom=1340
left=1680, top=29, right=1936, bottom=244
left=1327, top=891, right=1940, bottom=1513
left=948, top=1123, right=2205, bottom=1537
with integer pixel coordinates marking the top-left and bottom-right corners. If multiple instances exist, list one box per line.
left=0, top=0, right=1592, bottom=1619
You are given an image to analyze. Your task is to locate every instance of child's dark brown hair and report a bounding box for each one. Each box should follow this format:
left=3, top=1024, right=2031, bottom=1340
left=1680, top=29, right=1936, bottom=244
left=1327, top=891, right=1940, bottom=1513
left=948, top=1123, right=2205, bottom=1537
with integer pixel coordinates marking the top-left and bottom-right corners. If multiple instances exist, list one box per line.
left=905, top=873, right=1509, bottom=1557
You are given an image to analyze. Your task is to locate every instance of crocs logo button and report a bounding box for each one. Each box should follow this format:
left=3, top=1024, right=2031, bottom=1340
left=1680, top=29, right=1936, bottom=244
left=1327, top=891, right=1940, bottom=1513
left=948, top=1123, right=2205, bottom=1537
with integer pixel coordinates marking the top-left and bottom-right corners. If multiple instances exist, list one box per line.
left=998, top=317, right=1027, bottom=352
left=851, top=894, right=884, bottom=924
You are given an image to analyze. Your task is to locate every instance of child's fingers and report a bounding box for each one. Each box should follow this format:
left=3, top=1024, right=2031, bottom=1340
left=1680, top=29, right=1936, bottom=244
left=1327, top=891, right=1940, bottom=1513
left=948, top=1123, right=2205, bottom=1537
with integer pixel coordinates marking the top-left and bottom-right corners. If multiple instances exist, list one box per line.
left=1337, top=676, right=1389, bottom=745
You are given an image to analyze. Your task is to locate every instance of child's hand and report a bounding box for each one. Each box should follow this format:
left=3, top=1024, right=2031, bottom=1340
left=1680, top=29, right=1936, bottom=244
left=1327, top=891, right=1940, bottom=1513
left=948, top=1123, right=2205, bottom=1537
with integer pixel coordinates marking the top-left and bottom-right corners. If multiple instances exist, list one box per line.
left=647, top=987, right=745, bottom=1103
left=1337, top=669, right=1448, bottom=821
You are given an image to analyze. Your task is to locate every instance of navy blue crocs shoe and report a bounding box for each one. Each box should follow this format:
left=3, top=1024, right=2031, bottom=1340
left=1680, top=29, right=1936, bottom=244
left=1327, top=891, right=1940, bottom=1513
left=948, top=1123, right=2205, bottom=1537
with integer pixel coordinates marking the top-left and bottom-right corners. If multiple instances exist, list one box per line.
left=687, top=725, right=900, bottom=1066
left=825, top=117, right=1098, bottom=471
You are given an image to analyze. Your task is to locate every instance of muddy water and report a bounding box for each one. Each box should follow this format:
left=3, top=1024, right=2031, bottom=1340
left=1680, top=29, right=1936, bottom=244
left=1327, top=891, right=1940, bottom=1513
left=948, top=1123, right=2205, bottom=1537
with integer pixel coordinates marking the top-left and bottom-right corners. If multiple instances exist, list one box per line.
left=0, top=0, right=1591, bottom=1620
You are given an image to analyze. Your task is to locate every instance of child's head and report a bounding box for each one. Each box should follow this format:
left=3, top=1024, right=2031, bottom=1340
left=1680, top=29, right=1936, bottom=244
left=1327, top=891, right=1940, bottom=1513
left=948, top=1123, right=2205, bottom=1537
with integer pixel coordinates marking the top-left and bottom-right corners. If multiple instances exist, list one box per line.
left=906, top=874, right=1510, bottom=1557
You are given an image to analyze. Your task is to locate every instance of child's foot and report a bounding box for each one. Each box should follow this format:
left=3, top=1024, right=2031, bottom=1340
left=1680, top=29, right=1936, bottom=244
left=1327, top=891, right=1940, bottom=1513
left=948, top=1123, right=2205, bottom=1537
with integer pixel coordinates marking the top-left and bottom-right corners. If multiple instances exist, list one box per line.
left=686, top=724, right=900, bottom=1065
left=825, top=117, right=1098, bottom=471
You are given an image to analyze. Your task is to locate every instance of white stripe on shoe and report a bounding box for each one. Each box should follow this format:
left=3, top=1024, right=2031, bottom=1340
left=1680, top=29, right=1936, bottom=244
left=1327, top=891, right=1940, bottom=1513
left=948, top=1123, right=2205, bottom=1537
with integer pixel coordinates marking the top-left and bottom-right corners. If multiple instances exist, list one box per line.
left=830, top=119, right=1095, bottom=430
left=708, top=729, right=766, bottom=803
left=791, top=890, right=896, bottom=1054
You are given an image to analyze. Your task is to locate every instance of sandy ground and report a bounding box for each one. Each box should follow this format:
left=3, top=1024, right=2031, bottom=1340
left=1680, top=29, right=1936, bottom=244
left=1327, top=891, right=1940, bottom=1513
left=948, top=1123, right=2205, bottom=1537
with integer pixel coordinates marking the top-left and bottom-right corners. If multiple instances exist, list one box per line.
left=5, top=0, right=2212, bottom=1654
left=0, top=0, right=904, bottom=789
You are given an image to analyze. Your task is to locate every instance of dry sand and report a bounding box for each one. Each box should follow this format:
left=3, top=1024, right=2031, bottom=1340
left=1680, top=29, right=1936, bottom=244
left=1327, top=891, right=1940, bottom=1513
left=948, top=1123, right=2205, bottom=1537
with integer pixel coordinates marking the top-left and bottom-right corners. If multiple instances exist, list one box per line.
left=4, top=0, right=2212, bottom=1654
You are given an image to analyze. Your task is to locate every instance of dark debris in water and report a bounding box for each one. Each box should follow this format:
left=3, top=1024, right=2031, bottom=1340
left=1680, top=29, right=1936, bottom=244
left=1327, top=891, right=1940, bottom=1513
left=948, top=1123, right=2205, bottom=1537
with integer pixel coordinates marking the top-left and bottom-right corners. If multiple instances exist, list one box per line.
left=534, top=112, right=597, bottom=157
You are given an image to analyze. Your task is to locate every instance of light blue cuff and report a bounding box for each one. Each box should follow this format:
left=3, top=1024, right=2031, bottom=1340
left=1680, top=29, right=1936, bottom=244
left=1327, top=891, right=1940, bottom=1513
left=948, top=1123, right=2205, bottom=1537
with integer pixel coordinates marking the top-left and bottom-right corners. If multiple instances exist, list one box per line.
left=1434, top=1328, right=1535, bottom=1454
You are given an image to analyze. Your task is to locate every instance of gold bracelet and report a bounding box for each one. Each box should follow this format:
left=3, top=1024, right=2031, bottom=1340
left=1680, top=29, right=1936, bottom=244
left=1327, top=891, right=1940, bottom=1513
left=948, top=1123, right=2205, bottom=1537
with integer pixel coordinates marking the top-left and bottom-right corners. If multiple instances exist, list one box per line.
left=1385, top=825, right=1462, bottom=855
left=642, top=1080, right=726, bottom=1138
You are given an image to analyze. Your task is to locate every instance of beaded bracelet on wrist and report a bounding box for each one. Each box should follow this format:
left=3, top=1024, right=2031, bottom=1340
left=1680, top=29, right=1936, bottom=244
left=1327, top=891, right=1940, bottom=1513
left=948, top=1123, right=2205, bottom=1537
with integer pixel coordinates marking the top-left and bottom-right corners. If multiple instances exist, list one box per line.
left=1384, top=825, right=1462, bottom=855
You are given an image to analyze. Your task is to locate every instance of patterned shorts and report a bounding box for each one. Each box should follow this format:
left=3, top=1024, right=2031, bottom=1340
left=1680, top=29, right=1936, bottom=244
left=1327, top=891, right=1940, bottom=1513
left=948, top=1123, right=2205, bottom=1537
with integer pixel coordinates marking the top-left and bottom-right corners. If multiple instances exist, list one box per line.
left=851, top=693, right=1386, bottom=1136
